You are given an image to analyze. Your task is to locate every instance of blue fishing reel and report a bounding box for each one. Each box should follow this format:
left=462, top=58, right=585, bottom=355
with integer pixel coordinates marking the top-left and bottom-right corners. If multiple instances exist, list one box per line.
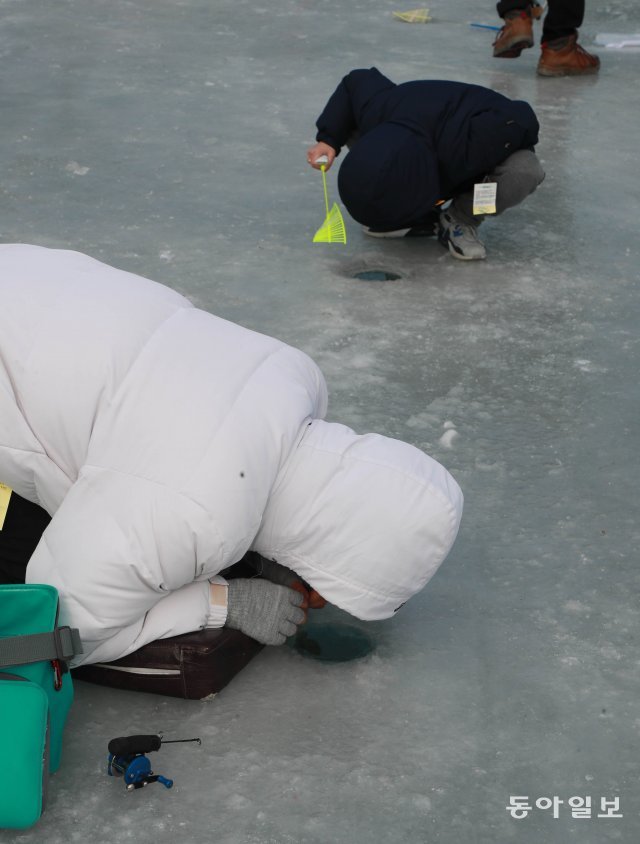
left=107, top=734, right=200, bottom=791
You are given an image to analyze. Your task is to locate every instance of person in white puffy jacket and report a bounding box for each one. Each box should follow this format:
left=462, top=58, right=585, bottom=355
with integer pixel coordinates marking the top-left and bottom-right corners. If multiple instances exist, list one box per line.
left=0, top=244, right=463, bottom=667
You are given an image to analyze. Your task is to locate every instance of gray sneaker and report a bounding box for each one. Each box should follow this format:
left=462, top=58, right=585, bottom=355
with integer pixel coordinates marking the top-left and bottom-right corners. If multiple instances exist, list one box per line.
left=436, top=209, right=487, bottom=260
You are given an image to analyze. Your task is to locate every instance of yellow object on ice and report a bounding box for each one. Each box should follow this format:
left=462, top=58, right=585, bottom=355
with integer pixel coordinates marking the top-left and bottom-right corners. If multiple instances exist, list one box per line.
left=313, top=203, right=347, bottom=244
left=392, top=8, right=432, bottom=23
left=313, top=164, right=347, bottom=244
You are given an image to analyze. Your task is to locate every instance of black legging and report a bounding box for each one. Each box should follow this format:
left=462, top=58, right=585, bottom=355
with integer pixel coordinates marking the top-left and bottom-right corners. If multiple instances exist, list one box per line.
left=496, top=0, right=585, bottom=41
left=0, top=492, right=51, bottom=584
left=0, top=493, right=262, bottom=586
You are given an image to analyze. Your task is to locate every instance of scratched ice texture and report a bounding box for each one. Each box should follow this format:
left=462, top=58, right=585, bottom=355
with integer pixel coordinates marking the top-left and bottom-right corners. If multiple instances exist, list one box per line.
left=0, top=0, right=639, bottom=841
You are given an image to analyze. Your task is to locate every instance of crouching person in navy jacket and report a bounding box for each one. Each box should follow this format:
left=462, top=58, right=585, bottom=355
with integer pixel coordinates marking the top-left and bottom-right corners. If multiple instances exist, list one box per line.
left=307, top=67, right=544, bottom=261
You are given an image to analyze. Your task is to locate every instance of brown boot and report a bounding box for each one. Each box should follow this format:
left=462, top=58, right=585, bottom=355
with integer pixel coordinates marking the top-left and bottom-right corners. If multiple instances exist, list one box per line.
left=537, top=34, right=601, bottom=76
left=493, top=8, right=534, bottom=58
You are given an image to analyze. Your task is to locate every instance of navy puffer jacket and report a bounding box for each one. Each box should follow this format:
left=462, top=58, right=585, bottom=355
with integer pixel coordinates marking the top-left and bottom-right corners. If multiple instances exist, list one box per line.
left=316, top=68, right=539, bottom=230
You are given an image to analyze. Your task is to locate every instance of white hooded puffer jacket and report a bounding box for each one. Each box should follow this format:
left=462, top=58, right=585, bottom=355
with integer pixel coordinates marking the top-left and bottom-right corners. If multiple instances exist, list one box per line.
left=0, top=244, right=463, bottom=665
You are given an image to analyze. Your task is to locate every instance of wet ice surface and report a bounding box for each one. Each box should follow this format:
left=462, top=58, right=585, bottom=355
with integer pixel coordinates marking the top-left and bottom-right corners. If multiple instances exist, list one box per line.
left=290, top=621, right=375, bottom=662
left=1, top=0, right=639, bottom=841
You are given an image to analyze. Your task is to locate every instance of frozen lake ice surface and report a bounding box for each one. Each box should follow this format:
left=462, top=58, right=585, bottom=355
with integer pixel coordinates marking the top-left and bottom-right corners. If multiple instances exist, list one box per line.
left=1, top=0, right=639, bottom=841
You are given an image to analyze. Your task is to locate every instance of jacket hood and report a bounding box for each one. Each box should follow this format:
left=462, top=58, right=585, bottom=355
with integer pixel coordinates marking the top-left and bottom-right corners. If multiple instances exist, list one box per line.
left=337, top=123, right=440, bottom=230
left=253, top=420, right=463, bottom=620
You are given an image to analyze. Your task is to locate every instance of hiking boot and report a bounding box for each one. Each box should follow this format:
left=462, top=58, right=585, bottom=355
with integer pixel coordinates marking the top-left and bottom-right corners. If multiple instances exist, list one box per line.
left=493, top=8, right=534, bottom=58
left=436, top=209, right=486, bottom=261
left=537, top=34, right=600, bottom=76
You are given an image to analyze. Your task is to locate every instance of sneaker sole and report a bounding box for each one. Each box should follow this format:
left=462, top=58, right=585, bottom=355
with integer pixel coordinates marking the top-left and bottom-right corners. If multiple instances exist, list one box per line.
left=536, top=63, right=600, bottom=77
left=447, top=243, right=486, bottom=261
left=439, top=237, right=486, bottom=261
left=363, top=228, right=410, bottom=238
left=493, top=39, right=534, bottom=58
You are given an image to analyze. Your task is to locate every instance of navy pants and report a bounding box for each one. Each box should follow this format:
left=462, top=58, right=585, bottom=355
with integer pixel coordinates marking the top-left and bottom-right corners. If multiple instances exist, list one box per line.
left=496, top=0, right=585, bottom=41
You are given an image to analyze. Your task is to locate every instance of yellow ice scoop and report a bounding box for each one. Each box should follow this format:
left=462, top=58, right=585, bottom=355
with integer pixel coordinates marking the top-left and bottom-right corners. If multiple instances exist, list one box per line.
left=313, top=156, right=347, bottom=244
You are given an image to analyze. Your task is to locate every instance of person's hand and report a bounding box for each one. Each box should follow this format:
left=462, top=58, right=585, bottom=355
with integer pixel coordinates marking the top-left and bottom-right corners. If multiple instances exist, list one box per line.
left=307, top=142, right=336, bottom=171
left=226, top=579, right=306, bottom=646
left=290, top=580, right=327, bottom=611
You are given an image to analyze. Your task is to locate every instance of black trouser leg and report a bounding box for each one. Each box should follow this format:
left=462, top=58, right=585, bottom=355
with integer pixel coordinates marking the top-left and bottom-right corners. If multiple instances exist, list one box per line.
left=0, top=492, right=51, bottom=584
left=496, top=0, right=584, bottom=40
left=496, top=0, right=530, bottom=17
left=541, top=0, right=585, bottom=41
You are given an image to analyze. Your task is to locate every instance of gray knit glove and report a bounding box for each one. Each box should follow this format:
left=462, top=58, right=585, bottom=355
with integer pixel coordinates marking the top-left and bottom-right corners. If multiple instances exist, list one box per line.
left=226, top=578, right=306, bottom=646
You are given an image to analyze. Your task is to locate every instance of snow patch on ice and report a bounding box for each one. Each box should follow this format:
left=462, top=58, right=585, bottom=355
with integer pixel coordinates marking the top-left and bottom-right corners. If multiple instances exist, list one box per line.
left=226, top=793, right=252, bottom=810
left=406, top=411, right=441, bottom=429
left=411, top=794, right=433, bottom=812
left=65, top=161, right=90, bottom=176
left=563, top=600, right=592, bottom=615
left=574, top=359, right=607, bottom=373
left=438, top=426, right=459, bottom=449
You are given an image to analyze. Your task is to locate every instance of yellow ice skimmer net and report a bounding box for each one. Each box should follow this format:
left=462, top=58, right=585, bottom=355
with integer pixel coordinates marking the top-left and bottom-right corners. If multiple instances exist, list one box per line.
left=392, top=9, right=432, bottom=23
left=313, top=162, right=347, bottom=245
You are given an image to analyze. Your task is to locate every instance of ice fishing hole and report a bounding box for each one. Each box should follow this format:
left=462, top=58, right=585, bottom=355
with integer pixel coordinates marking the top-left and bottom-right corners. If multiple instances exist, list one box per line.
left=353, top=269, right=402, bottom=282
left=290, top=622, right=375, bottom=662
